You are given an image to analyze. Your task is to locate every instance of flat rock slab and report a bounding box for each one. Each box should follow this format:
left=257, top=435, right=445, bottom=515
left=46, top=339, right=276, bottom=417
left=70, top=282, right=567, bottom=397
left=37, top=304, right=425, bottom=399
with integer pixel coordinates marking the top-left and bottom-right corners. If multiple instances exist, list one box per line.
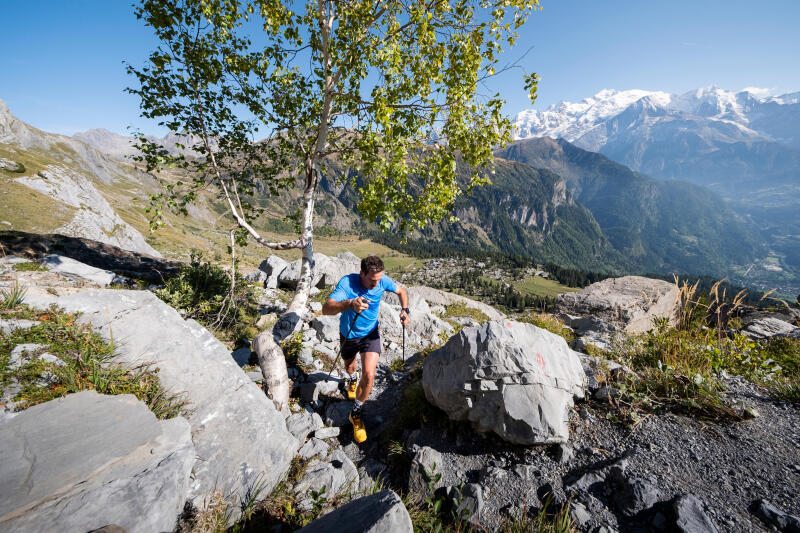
left=298, top=490, right=413, bottom=533
left=0, top=391, right=194, bottom=533
left=40, top=254, right=118, bottom=286
left=23, top=287, right=298, bottom=510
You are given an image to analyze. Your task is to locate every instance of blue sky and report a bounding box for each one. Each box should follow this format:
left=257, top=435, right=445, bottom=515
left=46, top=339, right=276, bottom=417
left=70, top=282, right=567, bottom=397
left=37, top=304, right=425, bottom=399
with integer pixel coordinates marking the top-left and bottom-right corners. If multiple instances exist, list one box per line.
left=1, top=0, right=798, bottom=136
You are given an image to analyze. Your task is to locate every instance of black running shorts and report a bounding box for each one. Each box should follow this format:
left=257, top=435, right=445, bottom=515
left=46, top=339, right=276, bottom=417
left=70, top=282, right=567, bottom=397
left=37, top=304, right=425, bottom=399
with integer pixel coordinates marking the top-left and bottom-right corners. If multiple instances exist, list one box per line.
left=340, top=324, right=382, bottom=361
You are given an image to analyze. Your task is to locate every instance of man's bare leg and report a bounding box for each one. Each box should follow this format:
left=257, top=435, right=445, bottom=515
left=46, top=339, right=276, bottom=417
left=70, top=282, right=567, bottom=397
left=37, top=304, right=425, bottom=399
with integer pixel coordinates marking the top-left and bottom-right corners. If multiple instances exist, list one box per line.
left=344, top=356, right=358, bottom=377
left=356, top=351, right=379, bottom=403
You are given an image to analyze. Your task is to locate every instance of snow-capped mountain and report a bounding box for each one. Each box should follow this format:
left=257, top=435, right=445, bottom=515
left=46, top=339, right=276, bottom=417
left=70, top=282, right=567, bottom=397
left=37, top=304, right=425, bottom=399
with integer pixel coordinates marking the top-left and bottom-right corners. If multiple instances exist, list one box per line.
left=515, top=86, right=800, bottom=150
left=513, top=87, right=800, bottom=198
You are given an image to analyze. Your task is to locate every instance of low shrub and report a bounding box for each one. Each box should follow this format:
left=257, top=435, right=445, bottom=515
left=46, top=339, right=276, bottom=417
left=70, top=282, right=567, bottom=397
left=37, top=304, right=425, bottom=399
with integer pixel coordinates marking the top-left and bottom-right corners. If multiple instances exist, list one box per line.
left=155, top=253, right=258, bottom=344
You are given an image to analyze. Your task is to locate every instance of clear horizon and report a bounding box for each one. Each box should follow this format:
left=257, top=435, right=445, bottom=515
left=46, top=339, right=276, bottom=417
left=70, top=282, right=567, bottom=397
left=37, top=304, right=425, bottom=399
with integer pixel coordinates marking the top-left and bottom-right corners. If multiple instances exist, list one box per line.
left=1, top=0, right=798, bottom=137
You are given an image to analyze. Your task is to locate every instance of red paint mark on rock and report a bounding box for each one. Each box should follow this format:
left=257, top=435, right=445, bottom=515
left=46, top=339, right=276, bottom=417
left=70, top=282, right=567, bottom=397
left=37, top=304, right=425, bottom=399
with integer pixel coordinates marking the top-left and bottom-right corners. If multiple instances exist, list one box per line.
left=506, top=321, right=512, bottom=327
left=536, top=353, right=546, bottom=369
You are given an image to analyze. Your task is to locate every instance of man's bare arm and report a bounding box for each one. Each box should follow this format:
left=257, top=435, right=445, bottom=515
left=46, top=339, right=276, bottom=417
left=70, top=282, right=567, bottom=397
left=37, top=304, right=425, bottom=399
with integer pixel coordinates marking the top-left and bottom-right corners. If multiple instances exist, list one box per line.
left=322, top=296, right=370, bottom=315
left=396, top=286, right=410, bottom=325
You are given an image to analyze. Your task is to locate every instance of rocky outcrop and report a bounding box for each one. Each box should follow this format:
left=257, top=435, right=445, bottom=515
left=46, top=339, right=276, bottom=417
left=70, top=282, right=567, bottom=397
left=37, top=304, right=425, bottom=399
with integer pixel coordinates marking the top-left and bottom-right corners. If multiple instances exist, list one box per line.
left=22, top=286, right=298, bottom=512
left=0, top=391, right=194, bottom=533
left=557, top=276, right=679, bottom=333
left=0, top=230, right=180, bottom=281
left=298, top=490, right=413, bottom=533
left=422, top=320, right=585, bottom=444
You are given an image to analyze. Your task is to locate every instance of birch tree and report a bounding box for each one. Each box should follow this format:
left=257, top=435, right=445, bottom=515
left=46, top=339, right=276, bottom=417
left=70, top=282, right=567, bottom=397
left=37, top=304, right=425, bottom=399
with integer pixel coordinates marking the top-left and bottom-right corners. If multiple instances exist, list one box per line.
left=128, top=0, right=540, bottom=411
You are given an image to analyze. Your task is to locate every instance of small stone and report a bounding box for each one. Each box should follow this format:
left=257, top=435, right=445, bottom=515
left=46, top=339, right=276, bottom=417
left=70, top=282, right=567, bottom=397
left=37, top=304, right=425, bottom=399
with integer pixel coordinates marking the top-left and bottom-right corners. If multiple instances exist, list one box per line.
left=315, top=426, right=341, bottom=439
left=742, top=405, right=760, bottom=419
left=246, top=371, right=263, bottom=382
left=593, top=386, right=620, bottom=402
left=300, top=382, right=321, bottom=403
left=231, top=347, right=252, bottom=366
left=310, top=302, right=322, bottom=313
left=569, top=501, right=592, bottom=529
left=672, top=494, right=718, bottom=532
left=555, top=443, right=574, bottom=463
left=313, top=359, right=324, bottom=370
left=298, top=346, right=314, bottom=365
left=750, top=499, right=800, bottom=533
left=9, top=343, right=46, bottom=368
left=298, top=438, right=329, bottom=460
left=454, top=484, right=484, bottom=525
left=0, top=319, right=37, bottom=335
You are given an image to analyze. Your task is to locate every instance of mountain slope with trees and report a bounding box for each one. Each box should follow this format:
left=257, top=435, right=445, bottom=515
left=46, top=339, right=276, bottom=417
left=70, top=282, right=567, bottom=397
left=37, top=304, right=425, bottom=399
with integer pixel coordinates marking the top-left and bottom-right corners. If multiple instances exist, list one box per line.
left=496, top=137, right=765, bottom=277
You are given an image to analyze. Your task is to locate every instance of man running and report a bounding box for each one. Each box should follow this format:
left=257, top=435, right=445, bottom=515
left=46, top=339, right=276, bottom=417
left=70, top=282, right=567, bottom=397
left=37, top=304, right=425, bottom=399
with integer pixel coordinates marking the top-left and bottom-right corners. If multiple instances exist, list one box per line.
left=322, top=255, right=410, bottom=443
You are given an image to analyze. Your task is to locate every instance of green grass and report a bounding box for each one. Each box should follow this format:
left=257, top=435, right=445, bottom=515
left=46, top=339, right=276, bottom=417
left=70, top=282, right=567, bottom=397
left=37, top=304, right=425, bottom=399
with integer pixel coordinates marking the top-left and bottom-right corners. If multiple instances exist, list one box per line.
left=600, top=321, right=800, bottom=418
left=0, top=304, right=186, bottom=418
left=499, top=499, right=576, bottom=533
left=12, top=261, right=46, bottom=272
left=511, top=275, right=579, bottom=298
left=518, top=312, right=575, bottom=344
left=442, top=301, right=490, bottom=324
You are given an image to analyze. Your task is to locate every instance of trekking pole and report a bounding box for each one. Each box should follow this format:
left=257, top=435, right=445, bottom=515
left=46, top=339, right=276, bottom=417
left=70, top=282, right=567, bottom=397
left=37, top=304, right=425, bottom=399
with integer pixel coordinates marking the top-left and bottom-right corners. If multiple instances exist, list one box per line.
left=402, top=322, right=406, bottom=363
left=326, top=311, right=360, bottom=382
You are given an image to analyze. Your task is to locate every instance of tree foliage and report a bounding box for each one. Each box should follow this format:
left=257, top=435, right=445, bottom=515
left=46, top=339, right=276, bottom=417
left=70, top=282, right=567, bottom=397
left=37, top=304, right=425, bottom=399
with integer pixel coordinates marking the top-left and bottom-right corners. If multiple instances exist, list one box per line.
left=127, top=0, right=541, bottom=238
left=127, top=0, right=541, bottom=411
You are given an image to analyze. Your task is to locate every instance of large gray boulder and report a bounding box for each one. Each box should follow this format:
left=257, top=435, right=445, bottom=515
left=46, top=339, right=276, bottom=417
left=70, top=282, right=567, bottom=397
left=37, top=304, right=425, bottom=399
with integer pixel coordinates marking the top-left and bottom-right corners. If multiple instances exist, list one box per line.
left=294, top=449, right=359, bottom=505
left=557, top=276, right=679, bottom=334
left=258, top=255, right=288, bottom=289
left=22, top=287, right=298, bottom=513
left=423, top=320, right=585, bottom=444
left=311, top=314, right=341, bottom=343
left=279, top=253, right=331, bottom=288
left=378, top=298, right=453, bottom=351
left=318, top=252, right=361, bottom=287
left=0, top=391, right=194, bottom=533
left=298, top=490, right=413, bottom=533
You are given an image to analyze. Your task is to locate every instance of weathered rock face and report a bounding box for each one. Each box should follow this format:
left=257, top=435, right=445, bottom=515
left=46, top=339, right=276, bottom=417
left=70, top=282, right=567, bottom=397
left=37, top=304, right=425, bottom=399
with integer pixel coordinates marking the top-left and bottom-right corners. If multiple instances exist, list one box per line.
left=423, top=320, right=585, bottom=444
left=0, top=391, right=194, bottom=533
left=298, top=490, right=413, bottom=533
left=22, top=287, right=298, bottom=512
left=0, top=231, right=180, bottom=281
left=319, top=252, right=361, bottom=287
left=743, top=316, right=800, bottom=339
left=15, top=165, right=161, bottom=257
left=557, top=276, right=679, bottom=334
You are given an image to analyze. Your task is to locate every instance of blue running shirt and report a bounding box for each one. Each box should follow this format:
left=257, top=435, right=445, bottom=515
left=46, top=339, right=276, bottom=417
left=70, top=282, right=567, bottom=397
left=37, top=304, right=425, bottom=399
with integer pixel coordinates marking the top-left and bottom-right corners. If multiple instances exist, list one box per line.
left=329, top=273, right=398, bottom=339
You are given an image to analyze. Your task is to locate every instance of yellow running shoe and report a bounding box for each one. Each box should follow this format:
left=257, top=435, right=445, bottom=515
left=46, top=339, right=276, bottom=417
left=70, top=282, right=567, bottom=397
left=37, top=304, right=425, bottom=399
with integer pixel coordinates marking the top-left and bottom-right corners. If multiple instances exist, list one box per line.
left=349, top=409, right=367, bottom=443
left=344, top=372, right=359, bottom=400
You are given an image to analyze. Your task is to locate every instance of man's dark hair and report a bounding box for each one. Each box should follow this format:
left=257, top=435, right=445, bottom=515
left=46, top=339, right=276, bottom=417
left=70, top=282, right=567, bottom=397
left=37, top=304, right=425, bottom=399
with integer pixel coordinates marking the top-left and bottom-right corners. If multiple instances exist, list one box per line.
left=361, top=255, right=384, bottom=274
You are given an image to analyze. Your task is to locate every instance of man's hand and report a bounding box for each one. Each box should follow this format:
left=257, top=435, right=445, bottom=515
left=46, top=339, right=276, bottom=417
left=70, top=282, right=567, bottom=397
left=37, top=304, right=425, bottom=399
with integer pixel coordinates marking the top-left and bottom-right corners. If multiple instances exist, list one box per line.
left=400, top=308, right=410, bottom=326
left=351, top=296, right=370, bottom=313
